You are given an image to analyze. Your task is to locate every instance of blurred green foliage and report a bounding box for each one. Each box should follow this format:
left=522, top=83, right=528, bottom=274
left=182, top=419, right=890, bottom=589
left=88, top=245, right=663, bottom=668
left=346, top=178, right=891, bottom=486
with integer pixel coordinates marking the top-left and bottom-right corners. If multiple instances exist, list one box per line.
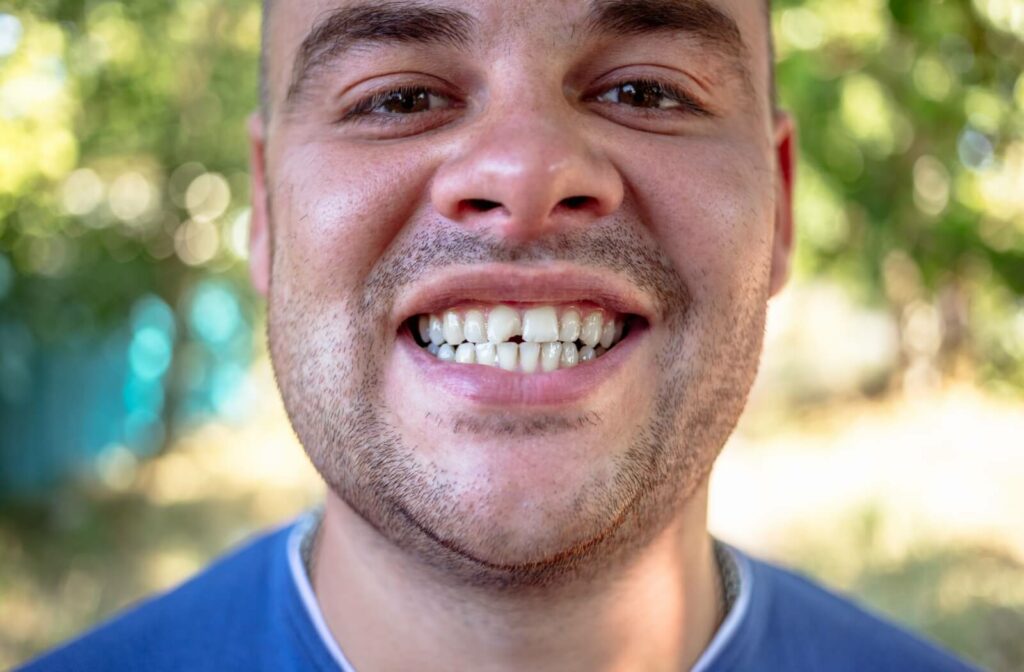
left=772, top=0, right=1024, bottom=389
left=0, top=0, right=1022, bottom=389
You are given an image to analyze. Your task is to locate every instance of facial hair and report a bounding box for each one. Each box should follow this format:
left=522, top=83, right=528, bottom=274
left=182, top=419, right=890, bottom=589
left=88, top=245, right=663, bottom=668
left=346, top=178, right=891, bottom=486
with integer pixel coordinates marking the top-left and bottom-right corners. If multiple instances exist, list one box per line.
left=267, top=217, right=769, bottom=593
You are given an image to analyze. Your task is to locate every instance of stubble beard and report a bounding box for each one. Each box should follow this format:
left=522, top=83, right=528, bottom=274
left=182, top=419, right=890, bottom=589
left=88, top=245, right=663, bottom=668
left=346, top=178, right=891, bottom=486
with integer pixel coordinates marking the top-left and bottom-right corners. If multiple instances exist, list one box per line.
left=267, top=219, right=769, bottom=594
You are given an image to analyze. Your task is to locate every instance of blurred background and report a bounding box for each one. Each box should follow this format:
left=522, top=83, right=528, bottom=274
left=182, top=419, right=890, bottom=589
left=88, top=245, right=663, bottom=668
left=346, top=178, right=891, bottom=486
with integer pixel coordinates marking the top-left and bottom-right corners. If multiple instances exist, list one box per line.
left=0, top=0, right=1022, bottom=668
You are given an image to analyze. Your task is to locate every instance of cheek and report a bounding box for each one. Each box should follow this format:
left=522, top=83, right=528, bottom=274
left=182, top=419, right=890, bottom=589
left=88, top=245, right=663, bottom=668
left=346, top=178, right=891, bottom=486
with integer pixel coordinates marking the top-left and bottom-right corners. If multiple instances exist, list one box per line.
left=271, top=141, right=436, bottom=294
left=619, top=135, right=775, bottom=298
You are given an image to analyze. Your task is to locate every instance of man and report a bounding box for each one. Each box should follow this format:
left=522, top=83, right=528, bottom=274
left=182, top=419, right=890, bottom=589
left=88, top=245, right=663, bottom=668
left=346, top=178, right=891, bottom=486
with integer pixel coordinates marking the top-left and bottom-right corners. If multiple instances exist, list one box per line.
left=23, top=1, right=978, bottom=670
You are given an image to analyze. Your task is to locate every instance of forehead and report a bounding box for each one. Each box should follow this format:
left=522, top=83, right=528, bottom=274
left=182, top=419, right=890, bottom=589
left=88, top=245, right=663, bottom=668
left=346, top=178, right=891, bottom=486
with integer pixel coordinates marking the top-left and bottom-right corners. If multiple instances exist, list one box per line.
left=264, top=0, right=771, bottom=109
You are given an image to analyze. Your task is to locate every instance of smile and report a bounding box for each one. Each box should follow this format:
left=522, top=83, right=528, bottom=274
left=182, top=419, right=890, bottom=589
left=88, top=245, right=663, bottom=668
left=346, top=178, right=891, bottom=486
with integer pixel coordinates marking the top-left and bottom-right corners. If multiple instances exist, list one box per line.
left=410, top=304, right=628, bottom=373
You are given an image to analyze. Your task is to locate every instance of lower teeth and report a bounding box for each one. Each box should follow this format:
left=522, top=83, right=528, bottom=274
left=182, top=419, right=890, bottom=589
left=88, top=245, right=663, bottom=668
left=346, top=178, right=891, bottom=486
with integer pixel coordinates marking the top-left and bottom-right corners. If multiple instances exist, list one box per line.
left=422, top=337, right=613, bottom=372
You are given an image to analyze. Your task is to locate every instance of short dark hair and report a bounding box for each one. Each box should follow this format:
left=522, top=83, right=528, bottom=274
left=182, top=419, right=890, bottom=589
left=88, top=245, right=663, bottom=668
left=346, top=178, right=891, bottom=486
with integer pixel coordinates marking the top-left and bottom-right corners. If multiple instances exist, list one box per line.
left=260, top=0, right=774, bottom=120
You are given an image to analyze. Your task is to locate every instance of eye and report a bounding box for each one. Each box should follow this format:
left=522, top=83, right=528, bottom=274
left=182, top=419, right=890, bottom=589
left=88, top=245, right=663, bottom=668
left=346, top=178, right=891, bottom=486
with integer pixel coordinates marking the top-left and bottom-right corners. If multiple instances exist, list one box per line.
left=343, top=86, right=455, bottom=121
left=594, top=79, right=710, bottom=116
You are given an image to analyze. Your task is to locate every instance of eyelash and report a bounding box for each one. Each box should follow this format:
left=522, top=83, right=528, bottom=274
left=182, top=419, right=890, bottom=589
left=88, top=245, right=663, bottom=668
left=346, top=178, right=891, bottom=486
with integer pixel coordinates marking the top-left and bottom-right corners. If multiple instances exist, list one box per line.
left=339, top=78, right=712, bottom=125
left=596, top=78, right=713, bottom=117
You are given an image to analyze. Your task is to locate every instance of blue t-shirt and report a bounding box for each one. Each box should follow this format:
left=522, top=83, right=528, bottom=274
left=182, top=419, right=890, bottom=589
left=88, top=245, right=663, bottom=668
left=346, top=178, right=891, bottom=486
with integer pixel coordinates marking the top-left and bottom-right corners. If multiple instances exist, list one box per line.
left=19, top=514, right=980, bottom=671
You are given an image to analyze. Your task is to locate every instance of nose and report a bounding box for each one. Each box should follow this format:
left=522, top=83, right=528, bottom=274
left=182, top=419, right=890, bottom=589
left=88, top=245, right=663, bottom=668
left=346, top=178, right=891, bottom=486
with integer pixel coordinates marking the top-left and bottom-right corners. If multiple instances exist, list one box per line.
left=431, top=114, right=624, bottom=242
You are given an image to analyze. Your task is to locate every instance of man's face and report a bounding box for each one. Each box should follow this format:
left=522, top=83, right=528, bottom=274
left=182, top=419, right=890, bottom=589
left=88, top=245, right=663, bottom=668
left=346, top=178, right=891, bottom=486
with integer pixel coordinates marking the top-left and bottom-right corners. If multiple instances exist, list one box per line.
left=251, top=0, right=793, bottom=587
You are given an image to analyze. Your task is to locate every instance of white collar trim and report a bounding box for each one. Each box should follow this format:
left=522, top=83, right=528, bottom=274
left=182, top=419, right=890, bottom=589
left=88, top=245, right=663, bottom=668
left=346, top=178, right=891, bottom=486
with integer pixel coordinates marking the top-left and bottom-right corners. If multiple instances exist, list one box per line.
left=691, top=542, right=754, bottom=672
left=286, top=513, right=358, bottom=672
left=286, top=512, right=753, bottom=672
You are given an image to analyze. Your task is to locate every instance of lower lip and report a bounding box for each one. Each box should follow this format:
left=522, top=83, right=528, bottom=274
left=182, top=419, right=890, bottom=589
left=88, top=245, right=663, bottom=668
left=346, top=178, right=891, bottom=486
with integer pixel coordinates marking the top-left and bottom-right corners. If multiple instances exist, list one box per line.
left=396, top=325, right=647, bottom=407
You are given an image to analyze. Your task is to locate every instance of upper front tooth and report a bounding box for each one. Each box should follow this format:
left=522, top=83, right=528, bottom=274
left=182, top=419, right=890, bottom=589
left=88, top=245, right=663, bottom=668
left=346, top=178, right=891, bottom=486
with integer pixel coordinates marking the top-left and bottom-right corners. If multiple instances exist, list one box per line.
left=559, top=309, right=581, bottom=342
left=522, top=306, right=559, bottom=343
left=464, top=310, right=486, bottom=343
left=487, top=306, right=521, bottom=344
left=443, top=311, right=464, bottom=345
left=429, top=315, right=446, bottom=346
left=580, top=311, right=603, bottom=347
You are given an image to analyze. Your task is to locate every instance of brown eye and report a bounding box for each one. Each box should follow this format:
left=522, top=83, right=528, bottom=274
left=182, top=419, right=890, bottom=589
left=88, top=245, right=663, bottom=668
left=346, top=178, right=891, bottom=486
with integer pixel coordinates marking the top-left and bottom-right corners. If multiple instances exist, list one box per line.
left=618, top=82, right=666, bottom=108
left=381, top=89, right=432, bottom=114
left=343, top=86, right=456, bottom=122
left=598, top=81, right=677, bottom=110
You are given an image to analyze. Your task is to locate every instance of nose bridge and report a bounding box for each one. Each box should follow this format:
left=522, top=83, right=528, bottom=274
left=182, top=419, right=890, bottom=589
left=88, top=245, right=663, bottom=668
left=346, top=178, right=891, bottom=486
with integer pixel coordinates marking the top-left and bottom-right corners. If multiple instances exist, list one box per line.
left=431, top=96, right=624, bottom=240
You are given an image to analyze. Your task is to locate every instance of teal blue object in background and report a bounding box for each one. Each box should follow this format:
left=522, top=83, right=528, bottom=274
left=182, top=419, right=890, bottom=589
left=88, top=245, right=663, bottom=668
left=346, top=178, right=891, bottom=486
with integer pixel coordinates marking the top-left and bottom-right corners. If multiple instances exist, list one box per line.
left=0, top=283, right=253, bottom=500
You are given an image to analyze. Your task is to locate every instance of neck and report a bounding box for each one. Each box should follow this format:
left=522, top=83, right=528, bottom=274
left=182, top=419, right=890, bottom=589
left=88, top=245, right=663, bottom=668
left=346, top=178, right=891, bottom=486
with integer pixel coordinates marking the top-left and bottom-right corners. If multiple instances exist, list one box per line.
left=312, top=482, right=721, bottom=672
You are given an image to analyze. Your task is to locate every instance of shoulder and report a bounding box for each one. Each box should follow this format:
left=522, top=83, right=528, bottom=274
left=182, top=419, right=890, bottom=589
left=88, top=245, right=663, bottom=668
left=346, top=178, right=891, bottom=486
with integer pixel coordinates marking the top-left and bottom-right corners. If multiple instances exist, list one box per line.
left=729, top=550, right=980, bottom=672
left=17, top=523, right=301, bottom=672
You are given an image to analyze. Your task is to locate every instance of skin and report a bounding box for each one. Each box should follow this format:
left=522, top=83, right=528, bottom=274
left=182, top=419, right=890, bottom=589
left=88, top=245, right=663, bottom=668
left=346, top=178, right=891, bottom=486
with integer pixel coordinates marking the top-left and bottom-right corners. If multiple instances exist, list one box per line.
left=249, top=1, right=795, bottom=670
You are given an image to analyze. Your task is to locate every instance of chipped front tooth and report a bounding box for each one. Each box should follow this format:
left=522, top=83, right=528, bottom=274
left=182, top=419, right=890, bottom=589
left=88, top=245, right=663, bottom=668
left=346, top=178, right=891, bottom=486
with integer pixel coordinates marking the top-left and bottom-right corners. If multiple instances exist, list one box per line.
left=523, top=306, right=559, bottom=343
left=580, top=311, right=603, bottom=347
left=559, top=309, right=581, bottom=343
left=429, top=315, right=445, bottom=346
left=464, top=310, right=486, bottom=344
left=443, top=311, right=464, bottom=345
left=438, top=343, right=456, bottom=361
left=600, top=319, right=616, bottom=349
left=487, top=305, right=521, bottom=344
left=560, top=342, right=579, bottom=368
left=579, top=345, right=596, bottom=362
left=455, top=342, right=476, bottom=364
left=475, top=342, right=497, bottom=366
left=541, top=342, right=562, bottom=372
left=519, top=342, right=540, bottom=373
left=497, top=342, right=518, bottom=371
left=418, top=315, right=431, bottom=344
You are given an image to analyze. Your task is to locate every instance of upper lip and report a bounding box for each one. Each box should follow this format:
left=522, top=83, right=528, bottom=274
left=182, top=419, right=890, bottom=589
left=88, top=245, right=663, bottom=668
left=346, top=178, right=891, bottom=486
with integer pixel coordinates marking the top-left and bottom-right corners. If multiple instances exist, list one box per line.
left=392, top=264, right=659, bottom=329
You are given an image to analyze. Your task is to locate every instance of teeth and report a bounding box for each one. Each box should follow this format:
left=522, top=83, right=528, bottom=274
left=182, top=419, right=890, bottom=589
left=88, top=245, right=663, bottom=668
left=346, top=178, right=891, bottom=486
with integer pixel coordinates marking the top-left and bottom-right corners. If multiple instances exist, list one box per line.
left=444, top=311, right=464, bottom=345
left=475, top=342, right=498, bottom=367
left=541, top=342, right=562, bottom=372
left=559, top=309, right=581, bottom=342
left=523, top=306, right=559, bottom=343
left=464, top=310, right=486, bottom=344
left=455, top=342, right=476, bottom=364
left=429, top=315, right=446, bottom=346
left=519, top=342, right=540, bottom=373
left=497, top=342, right=518, bottom=371
left=418, top=315, right=431, bottom=343
left=580, top=311, right=603, bottom=348
left=488, top=306, right=521, bottom=344
left=417, top=304, right=628, bottom=372
left=600, top=319, right=616, bottom=349
left=560, top=342, right=579, bottom=368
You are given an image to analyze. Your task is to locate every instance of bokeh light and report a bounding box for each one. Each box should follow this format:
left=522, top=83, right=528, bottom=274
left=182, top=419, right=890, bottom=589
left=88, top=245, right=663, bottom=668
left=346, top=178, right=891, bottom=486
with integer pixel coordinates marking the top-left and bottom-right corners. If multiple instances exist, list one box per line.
left=2, top=1, right=1023, bottom=670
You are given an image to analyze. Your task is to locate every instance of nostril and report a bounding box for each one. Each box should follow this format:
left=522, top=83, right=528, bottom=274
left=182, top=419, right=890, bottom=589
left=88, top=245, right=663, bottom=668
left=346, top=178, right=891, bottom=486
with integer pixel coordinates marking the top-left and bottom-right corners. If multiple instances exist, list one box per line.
left=465, top=198, right=503, bottom=213
left=561, top=196, right=591, bottom=210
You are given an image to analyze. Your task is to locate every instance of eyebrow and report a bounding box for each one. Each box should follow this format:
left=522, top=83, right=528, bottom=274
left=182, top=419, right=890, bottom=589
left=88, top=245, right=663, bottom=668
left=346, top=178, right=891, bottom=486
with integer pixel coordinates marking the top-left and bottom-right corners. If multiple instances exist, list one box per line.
left=582, top=0, right=752, bottom=86
left=283, top=0, right=751, bottom=109
left=285, top=1, right=476, bottom=106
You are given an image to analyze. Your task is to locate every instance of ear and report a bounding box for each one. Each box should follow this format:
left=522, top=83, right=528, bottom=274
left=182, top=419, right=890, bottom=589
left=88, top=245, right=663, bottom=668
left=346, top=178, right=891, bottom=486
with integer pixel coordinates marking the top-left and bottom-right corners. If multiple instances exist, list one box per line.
left=769, top=112, right=796, bottom=297
left=248, top=112, right=271, bottom=297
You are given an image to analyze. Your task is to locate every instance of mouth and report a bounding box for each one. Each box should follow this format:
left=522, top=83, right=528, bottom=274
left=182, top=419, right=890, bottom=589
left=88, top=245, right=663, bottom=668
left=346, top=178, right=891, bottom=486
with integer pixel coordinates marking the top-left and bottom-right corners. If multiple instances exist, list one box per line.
left=405, top=304, right=637, bottom=373
left=391, top=266, right=654, bottom=405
